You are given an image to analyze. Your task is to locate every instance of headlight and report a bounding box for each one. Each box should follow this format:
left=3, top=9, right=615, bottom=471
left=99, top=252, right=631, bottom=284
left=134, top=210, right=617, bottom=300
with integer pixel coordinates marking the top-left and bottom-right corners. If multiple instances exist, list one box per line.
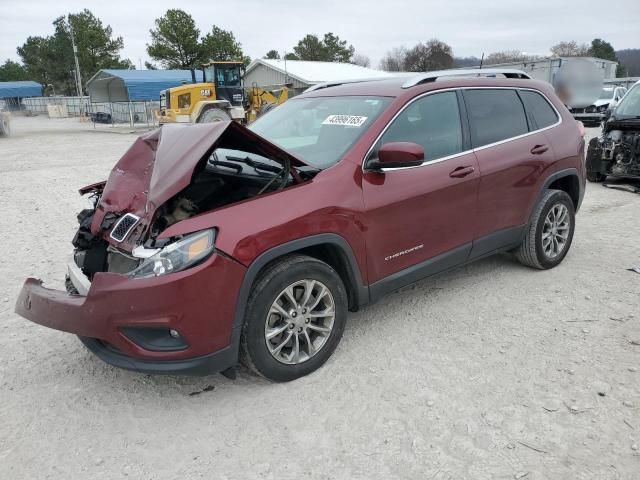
left=129, top=229, right=215, bottom=278
left=597, top=104, right=608, bottom=112
left=585, top=105, right=596, bottom=113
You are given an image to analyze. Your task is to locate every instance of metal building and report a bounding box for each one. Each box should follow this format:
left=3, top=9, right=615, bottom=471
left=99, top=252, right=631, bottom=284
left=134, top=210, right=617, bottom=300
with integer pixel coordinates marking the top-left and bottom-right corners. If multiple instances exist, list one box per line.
left=243, top=59, right=392, bottom=94
left=86, top=69, right=204, bottom=103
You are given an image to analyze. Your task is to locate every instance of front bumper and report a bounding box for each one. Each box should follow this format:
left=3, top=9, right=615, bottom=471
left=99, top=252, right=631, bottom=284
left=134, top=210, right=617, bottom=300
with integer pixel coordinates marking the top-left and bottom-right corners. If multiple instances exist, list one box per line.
left=15, top=253, right=247, bottom=374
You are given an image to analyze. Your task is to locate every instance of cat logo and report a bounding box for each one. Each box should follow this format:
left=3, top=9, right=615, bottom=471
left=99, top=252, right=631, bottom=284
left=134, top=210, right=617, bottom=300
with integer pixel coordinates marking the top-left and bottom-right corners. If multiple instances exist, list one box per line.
left=200, top=89, right=212, bottom=97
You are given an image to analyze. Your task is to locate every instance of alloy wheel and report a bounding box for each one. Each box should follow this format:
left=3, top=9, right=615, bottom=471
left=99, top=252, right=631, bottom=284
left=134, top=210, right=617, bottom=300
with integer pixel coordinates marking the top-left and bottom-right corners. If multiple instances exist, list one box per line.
left=542, top=203, right=570, bottom=259
left=264, top=279, right=336, bottom=365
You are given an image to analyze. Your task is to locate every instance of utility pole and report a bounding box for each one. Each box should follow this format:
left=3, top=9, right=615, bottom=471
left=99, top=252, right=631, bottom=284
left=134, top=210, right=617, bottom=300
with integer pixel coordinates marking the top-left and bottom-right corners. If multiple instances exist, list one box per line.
left=68, top=14, right=85, bottom=118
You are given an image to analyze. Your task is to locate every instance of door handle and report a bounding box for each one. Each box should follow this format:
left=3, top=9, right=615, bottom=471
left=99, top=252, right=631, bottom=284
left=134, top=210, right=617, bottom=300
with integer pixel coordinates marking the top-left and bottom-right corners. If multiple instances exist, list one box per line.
left=449, top=165, right=475, bottom=178
left=530, top=144, right=549, bottom=155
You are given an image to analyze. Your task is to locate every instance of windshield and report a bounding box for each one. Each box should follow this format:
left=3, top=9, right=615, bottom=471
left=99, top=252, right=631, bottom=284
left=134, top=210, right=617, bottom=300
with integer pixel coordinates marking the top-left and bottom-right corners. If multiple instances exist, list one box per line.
left=615, top=84, right=640, bottom=117
left=598, top=88, right=614, bottom=100
left=249, top=96, right=391, bottom=169
left=204, top=64, right=242, bottom=87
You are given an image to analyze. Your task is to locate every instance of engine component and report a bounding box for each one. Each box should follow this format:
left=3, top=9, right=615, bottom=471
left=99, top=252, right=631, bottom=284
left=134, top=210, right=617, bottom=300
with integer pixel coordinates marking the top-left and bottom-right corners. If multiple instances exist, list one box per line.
left=586, top=122, right=640, bottom=180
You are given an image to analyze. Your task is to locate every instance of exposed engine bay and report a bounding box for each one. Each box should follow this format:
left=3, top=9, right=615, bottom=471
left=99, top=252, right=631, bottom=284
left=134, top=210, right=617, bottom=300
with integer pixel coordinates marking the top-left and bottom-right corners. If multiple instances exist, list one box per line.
left=586, top=121, right=640, bottom=181
left=68, top=122, right=316, bottom=284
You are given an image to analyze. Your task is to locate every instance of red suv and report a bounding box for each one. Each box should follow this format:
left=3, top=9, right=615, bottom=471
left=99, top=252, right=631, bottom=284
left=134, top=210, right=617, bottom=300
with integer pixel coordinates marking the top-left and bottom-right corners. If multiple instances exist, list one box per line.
left=16, top=69, right=586, bottom=382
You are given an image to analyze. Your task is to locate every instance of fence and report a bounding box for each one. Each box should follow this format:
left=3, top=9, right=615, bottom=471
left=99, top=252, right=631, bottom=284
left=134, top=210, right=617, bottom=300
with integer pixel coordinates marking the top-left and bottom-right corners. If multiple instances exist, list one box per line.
left=16, top=96, right=160, bottom=127
left=22, top=96, right=90, bottom=116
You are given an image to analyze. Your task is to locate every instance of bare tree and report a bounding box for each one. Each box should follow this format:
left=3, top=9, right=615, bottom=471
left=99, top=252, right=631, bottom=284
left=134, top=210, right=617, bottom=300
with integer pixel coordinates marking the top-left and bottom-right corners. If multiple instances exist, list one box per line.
left=403, top=39, right=453, bottom=72
left=379, top=46, right=407, bottom=71
left=351, top=53, right=371, bottom=68
left=550, top=41, right=590, bottom=57
left=485, top=50, right=527, bottom=64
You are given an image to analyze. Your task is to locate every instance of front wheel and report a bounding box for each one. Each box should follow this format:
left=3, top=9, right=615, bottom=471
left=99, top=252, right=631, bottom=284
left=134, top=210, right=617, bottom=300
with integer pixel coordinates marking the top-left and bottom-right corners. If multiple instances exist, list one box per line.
left=240, top=255, right=348, bottom=382
left=197, top=107, right=230, bottom=123
left=515, top=189, right=575, bottom=270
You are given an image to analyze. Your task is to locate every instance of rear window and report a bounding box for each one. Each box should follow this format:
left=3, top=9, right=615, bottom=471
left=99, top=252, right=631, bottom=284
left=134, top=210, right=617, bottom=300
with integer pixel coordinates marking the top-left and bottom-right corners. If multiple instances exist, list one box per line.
left=520, top=90, right=559, bottom=129
left=464, top=89, right=529, bottom=148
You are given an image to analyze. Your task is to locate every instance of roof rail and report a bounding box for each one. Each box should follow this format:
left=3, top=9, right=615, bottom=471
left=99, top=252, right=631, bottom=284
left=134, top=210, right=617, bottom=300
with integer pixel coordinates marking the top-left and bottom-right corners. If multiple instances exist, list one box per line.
left=304, top=77, right=392, bottom=93
left=402, top=68, right=531, bottom=88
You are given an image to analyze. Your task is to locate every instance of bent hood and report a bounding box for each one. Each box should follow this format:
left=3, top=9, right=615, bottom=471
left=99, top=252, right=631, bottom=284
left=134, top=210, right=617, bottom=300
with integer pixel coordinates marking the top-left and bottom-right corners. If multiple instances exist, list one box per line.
left=90, top=121, right=308, bottom=245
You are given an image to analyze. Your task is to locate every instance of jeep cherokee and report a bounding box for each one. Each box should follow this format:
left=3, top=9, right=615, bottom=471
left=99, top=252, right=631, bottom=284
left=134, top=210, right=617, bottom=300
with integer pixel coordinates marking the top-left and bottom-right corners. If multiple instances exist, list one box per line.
left=15, top=69, right=586, bottom=382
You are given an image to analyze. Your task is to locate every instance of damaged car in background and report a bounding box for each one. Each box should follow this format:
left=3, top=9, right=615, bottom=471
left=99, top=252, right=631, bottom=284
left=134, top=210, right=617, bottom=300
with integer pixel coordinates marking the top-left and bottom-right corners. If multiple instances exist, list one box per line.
left=587, top=81, right=640, bottom=182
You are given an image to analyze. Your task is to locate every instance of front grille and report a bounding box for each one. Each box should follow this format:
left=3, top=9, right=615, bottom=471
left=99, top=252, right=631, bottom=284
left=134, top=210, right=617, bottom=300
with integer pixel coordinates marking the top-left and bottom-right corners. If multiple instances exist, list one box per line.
left=572, top=107, right=586, bottom=114
left=110, top=213, right=140, bottom=242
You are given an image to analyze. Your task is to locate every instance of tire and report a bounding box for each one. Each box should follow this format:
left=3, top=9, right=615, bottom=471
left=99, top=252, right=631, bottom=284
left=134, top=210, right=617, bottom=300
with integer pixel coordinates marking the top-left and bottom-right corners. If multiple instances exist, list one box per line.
left=240, top=254, right=348, bottom=382
left=587, top=171, right=606, bottom=183
left=197, top=107, right=231, bottom=123
left=0, top=114, right=10, bottom=137
left=516, top=189, right=575, bottom=270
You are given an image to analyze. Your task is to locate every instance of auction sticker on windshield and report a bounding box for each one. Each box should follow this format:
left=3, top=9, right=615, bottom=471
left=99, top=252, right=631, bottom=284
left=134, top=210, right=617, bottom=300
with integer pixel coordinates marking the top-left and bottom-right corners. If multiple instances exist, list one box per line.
left=322, top=115, right=368, bottom=127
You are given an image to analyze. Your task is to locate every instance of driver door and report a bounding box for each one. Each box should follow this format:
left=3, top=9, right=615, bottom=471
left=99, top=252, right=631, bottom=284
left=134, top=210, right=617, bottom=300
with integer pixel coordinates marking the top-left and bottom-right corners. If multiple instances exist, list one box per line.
left=362, top=90, right=480, bottom=289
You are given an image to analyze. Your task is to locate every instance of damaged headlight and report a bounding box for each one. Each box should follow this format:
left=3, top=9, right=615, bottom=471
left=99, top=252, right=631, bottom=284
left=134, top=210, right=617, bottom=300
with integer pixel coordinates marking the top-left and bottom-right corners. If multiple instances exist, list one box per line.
left=129, top=229, right=216, bottom=278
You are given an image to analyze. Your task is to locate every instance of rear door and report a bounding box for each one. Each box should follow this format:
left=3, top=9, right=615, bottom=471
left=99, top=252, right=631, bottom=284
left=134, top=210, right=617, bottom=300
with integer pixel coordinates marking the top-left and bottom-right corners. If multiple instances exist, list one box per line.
left=362, top=90, right=480, bottom=286
left=463, top=88, right=555, bottom=256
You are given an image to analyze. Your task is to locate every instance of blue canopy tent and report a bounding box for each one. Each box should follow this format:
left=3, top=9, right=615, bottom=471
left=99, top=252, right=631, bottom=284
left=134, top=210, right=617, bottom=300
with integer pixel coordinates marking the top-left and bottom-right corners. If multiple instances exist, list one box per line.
left=86, top=69, right=204, bottom=102
left=0, top=81, right=42, bottom=99
left=0, top=81, right=43, bottom=111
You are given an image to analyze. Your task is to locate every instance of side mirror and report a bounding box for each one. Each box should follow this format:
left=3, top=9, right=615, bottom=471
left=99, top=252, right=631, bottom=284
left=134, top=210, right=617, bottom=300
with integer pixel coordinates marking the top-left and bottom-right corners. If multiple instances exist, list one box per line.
left=369, top=142, right=425, bottom=170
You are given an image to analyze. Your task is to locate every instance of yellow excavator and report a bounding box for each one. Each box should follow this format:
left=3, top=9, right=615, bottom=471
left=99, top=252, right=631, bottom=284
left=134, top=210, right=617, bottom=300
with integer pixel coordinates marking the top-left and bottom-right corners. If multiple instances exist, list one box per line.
left=158, top=61, right=288, bottom=125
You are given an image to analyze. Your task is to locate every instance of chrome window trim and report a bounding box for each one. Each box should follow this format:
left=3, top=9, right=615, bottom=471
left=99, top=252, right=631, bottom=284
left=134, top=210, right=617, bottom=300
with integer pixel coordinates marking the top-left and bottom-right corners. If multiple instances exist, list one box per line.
left=362, top=86, right=562, bottom=173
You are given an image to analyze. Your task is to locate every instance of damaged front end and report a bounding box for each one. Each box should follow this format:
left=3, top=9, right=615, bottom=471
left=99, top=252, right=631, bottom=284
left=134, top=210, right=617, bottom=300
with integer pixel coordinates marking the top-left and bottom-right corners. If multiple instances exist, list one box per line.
left=70, top=121, right=316, bottom=284
left=586, top=119, right=640, bottom=182
left=15, top=121, right=316, bottom=373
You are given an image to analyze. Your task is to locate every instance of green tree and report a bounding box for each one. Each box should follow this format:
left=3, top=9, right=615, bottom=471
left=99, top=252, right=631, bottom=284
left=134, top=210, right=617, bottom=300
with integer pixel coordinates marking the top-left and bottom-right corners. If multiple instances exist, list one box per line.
left=147, top=9, right=202, bottom=69
left=284, top=52, right=299, bottom=60
left=17, top=10, right=131, bottom=95
left=292, top=33, right=354, bottom=62
left=144, top=61, right=158, bottom=70
left=293, top=34, right=326, bottom=61
left=201, top=25, right=249, bottom=65
left=589, top=38, right=625, bottom=76
left=0, top=59, right=30, bottom=81
left=264, top=49, right=280, bottom=59
left=322, top=33, right=354, bottom=62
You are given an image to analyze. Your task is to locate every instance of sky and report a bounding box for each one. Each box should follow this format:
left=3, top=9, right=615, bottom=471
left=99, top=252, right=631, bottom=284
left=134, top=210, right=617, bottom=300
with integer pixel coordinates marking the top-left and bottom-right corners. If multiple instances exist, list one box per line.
left=0, top=0, right=638, bottom=69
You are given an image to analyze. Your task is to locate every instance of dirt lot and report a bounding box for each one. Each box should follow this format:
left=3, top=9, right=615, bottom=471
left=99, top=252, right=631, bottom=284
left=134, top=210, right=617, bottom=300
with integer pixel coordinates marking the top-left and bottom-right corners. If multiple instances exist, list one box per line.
left=1, top=116, right=639, bottom=479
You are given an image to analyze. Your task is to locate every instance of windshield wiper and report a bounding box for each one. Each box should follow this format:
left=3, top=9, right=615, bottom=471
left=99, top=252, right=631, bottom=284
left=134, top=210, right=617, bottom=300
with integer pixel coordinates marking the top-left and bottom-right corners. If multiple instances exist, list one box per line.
left=224, top=154, right=284, bottom=174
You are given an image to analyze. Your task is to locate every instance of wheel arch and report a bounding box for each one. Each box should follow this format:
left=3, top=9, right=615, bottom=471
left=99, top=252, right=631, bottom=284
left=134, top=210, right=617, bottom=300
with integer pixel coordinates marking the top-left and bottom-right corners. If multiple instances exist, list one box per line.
left=232, top=234, right=368, bottom=331
left=530, top=168, right=582, bottom=223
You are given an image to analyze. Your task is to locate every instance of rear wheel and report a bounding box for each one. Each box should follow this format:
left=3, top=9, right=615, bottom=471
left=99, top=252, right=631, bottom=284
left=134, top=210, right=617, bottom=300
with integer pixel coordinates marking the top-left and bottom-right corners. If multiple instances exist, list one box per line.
left=516, top=189, right=575, bottom=270
left=197, top=107, right=230, bottom=123
left=240, top=255, right=347, bottom=382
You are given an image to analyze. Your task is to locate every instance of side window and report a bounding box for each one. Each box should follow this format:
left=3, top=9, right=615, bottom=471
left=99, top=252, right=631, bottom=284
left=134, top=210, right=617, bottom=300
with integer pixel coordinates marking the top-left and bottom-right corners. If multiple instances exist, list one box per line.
left=464, top=89, right=529, bottom=147
left=519, top=90, right=559, bottom=129
left=378, top=91, right=463, bottom=162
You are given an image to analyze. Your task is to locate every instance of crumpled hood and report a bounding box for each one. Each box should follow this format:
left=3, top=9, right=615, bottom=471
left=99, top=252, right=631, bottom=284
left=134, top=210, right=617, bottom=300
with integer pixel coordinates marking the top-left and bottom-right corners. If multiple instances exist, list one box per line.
left=90, top=121, right=308, bottom=247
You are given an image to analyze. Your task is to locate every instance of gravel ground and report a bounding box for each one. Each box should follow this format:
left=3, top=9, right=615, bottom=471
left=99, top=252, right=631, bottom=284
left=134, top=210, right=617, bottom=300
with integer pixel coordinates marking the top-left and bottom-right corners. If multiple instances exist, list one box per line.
left=1, top=116, right=639, bottom=479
